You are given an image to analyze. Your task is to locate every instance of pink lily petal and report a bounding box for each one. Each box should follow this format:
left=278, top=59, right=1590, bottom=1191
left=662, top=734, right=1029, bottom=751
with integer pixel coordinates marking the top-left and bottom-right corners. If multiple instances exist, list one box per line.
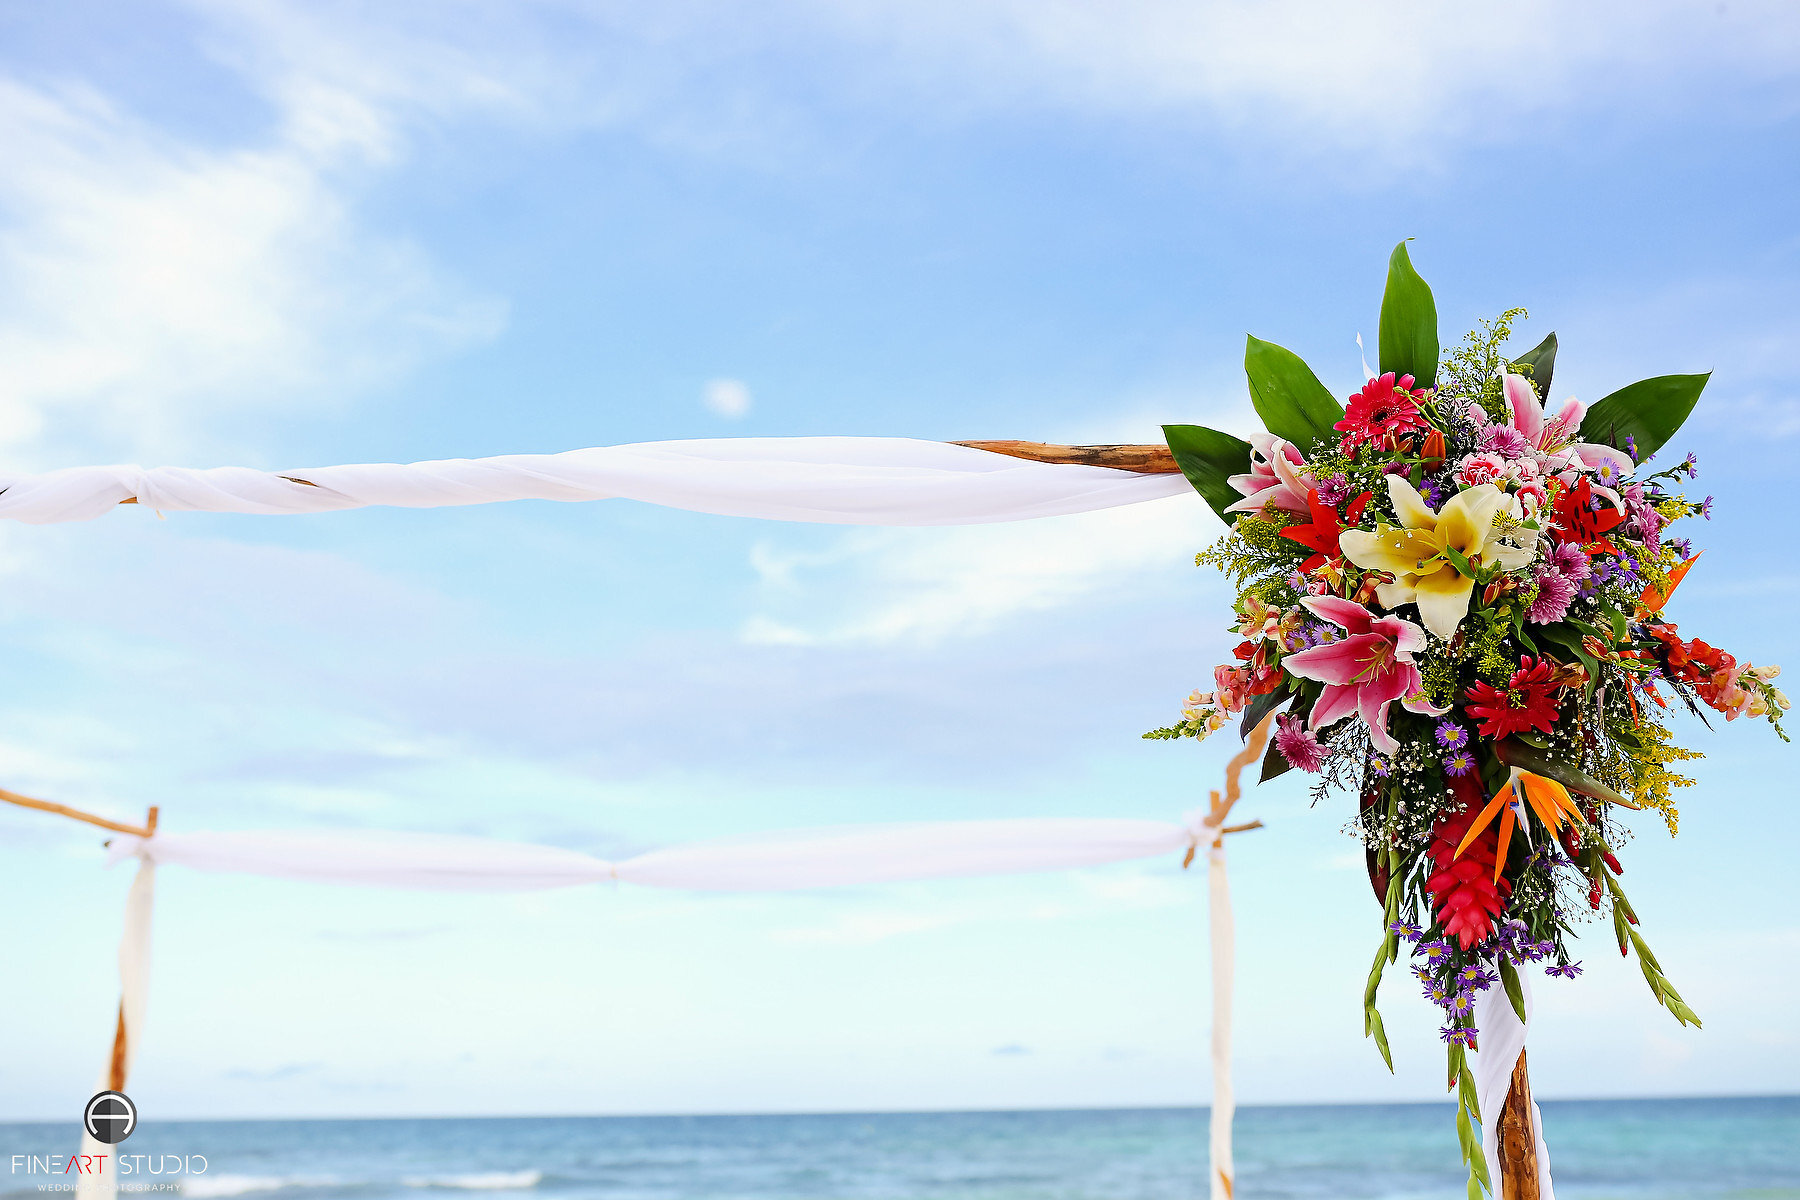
left=1368, top=614, right=1425, bottom=658
left=1299, top=595, right=1375, bottom=635
left=1365, top=698, right=1401, bottom=755
left=1543, top=398, right=1586, bottom=445
left=1308, top=682, right=1360, bottom=731
left=1506, top=373, right=1544, bottom=443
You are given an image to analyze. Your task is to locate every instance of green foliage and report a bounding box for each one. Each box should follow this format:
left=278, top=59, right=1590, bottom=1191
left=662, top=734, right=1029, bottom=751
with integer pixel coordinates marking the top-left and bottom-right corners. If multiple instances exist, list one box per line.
left=1379, top=241, right=1441, bottom=388
left=1195, top=513, right=1303, bottom=591
left=1580, top=373, right=1711, bottom=462
left=1162, top=424, right=1253, bottom=524
left=1243, top=335, right=1346, bottom=450
left=1437, top=307, right=1529, bottom=420
left=1512, top=331, right=1558, bottom=399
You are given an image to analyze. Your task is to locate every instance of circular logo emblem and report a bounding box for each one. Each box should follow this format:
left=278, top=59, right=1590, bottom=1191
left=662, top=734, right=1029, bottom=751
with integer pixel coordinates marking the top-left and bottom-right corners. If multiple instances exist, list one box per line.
left=83, top=1092, right=137, bottom=1144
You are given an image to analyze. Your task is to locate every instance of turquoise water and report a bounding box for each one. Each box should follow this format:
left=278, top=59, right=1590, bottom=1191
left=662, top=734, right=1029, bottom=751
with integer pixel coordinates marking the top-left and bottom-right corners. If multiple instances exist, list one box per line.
left=3, top=1099, right=1796, bottom=1200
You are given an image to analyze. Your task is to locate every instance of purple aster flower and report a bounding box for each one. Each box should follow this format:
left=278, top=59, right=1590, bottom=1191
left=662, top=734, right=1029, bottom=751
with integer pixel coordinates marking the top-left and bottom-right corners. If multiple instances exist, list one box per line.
left=1702, top=495, right=1714, bottom=520
left=1387, top=919, right=1423, bottom=940
left=1546, top=961, right=1583, bottom=979
left=1417, top=477, right=1446, bottom=509
left=1423, top=981, right=1454, bottom=1006
left=1416, top=938, right=1454, bottom=965
left=1446, top=990, right=1478, bottom=1019
left=1624, top=435, right=1638, bottom=462
left=1683, top=452, right=1699, bottom=479
left=1593, top=460, right=1624, bottom=488
left=1274, top=713, right=1327, bottom=773
left=1314, top=474, right=1351, bottom=506
left=1439, top=1026, right=1478, bottom=1049
left=1435, top=721, right=1468, bottom=749
left=1411, top=964, right=1434, bottom=984
left=1669, top=538, right=1693, bottom=559
left=1443, top=749, right=1476, bottom=777
left=1455, top=964, right=1497, bottom=992
left=1371, top=755, right=1392, bottom=779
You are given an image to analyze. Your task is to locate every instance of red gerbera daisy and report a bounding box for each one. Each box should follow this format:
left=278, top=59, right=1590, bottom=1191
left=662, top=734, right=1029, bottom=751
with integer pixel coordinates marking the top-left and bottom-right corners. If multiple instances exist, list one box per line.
left=1334, top=372, right=1429, bottom=452
left=1464, top=655, right=1563, bottom=739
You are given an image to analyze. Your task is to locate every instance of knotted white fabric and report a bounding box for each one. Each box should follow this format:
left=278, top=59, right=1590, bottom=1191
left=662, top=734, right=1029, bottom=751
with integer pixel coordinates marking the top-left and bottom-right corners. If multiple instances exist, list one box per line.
left=0, top=438, right=1190, bottom=526
left=1472, top=971, right=1555, bottom=1198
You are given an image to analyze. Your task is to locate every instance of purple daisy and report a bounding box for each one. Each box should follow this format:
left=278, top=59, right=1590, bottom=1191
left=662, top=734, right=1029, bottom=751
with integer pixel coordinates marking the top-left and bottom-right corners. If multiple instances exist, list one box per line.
left=1593, top=460, right=1624, bottom=488
left=1416, top=938, right=1454, bottom=965
left=1423, top=981, right=1453, bottom=1006
left=1445, top=990, right=1478, bottom=1019
left=1683, top=452, right=1699, bottom=478
left=1443, top=749, right=1476, bottom=777
left=1434, top=721, right=1468, bottom=750
left=1455, top=965, right=1497, bottom=992
left=1371, top=755, right=1392, bottom=779
left=1439, top=1026, right=1478, bottom=1049
left=1545, top=961, right=1583, bottom=980
left=1387, top=919, right=1423, bottom=940
left=1702, top=495, right=1714, bottom=520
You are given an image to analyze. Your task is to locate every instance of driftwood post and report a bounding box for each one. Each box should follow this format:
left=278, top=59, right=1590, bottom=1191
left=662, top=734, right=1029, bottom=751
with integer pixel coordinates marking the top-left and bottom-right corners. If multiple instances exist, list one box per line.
left=959, top=440, right=1540, bottom=1199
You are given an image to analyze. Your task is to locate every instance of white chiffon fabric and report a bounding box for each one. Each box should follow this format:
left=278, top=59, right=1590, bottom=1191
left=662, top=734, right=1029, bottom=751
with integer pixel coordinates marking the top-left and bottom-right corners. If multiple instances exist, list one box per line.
left=1206, top=844, right=1235, bottom=1200
left=106, top=818, right=1202, bottom=892
left=0, top=438, right=1190, bottom=526
left=76, top=859, right=154, bottom=1200
left=1473, top=970, right=1556, bottom=1197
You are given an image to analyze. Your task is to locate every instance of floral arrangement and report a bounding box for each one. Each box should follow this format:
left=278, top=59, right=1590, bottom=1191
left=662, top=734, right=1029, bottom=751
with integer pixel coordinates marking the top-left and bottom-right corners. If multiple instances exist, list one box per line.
left=1151, top=244, right=1787, bottom=1195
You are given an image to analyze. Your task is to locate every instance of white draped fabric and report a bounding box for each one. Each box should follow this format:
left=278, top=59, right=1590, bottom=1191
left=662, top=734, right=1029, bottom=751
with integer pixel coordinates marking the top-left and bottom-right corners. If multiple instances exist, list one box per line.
left=1473, top=970, right=1556, bottom=1197
left=0, top=438, right=1190, bottom=526
left=76, top=859, right=154, bottom=1200
left=107, top=817, right=1202, bottom=892
left=1206, top=843, right=1236, bottom=1200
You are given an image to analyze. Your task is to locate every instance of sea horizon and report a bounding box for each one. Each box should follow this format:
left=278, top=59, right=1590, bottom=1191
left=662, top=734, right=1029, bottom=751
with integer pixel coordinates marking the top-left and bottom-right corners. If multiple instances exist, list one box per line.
left=5, top=1096, right=1797, bottom=1199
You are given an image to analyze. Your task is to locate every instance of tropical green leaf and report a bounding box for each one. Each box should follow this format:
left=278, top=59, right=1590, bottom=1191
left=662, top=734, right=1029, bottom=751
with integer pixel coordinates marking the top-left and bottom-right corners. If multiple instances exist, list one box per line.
left=1244, top=335, right=1345, bottom=450
left=1378, top=240, right=1440, bottom=388
left=1579, top=372, right=1710, bottom=462
left=1161, top=424, right=1253, bottom=523
left=1368, top=1007, right=1394, bottom=1073
left=1535, top=623, right=1600, bottom=700
left=1512, top=332, right=1557, bottom=399
left=1497, top=957, right=1527, bottom=1025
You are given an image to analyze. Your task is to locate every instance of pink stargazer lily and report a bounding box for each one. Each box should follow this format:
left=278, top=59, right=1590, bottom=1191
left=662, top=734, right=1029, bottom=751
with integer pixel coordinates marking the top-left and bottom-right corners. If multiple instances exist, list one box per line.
left=1225, top=433, right=1316, bottom=515
left=1503, top=373, right=1632, bottom=480
left=1281, top=596, right=1446, bottom=754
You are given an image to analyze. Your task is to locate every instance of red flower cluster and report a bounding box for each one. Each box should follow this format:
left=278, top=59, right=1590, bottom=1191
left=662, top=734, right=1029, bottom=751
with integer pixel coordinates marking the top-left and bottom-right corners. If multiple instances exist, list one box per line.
left=1213, top=639, right=1283, bottom=712
left=1463, top=655, right=1564, bottom=739
left=1279, top=488, right=1372, bottom=572
left=1334, top=372, right=1429, bottom=452
left=1645, top=623, right=1748, bottom=714
left=1427, top=772, right=1513, bottom=949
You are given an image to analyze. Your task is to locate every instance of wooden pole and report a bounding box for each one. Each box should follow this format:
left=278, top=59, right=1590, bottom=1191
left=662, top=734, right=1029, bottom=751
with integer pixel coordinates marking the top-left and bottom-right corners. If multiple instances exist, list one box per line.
left=0, top=786, right=159, bottom=838
left=1497, top=1048, right=1540, bottom=1199
left=953, top=441, right=1180, bottom=473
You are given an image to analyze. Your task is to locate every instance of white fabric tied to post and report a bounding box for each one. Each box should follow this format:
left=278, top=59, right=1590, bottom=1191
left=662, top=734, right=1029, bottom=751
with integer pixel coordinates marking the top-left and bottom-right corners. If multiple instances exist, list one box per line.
left=75, top=857, right=154, bottom=1200
left=0, top=438, right=1190, bottom=526
left=1472, top=969, right=1555, bottom=1198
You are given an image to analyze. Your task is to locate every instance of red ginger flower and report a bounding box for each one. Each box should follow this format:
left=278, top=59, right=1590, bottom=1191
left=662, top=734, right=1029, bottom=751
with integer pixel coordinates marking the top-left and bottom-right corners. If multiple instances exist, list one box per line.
left=1464, top=655, right=1563, bottom=739
left=1334, top=372, right=1429, bottom=452
left=1428, top=771, right=1513, bottom=950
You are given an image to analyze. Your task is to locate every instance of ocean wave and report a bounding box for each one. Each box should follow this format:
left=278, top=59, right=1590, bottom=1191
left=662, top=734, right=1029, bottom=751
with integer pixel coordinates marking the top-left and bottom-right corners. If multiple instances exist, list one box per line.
left=399, top=1173, right=540, bottom=1191
left=178, top=1177, right=332, bottom=1199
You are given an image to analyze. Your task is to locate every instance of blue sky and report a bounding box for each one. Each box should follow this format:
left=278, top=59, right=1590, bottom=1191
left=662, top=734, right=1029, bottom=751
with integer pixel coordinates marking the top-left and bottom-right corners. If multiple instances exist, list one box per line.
left=1, top=0, right=1799, bottom=1121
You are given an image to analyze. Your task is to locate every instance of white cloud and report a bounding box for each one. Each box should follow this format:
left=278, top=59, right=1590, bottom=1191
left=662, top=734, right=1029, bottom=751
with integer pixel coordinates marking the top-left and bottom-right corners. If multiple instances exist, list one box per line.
left=703, top=377, right=754, bottom=419
left=742, top=494, right=1216, bottom=646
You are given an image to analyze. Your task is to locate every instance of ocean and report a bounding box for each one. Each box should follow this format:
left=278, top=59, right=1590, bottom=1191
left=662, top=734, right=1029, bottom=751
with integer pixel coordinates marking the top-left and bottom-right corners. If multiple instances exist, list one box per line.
left=3, top=1099, right=1796, bottom=1200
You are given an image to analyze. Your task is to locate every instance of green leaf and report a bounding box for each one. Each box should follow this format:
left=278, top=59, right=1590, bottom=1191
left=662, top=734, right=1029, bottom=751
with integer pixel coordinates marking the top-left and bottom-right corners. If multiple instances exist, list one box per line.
left=1161, top=424, right=1253, bottom=524
left=1244, top=335, right=1345, bottom=450
left=1368, top=1007, right=1394, bottom=1073
left=1512, top=332, right=1558, bottom=399
left=1240, top=685, right=1298, bottom=743
left=1378, top=240, right=1440, bottom=388
left=1579, top=372, right=1710, bottom=462
left=1536, top=623, right=1600, bottom=700
left=1497, top=957, right=1528, bottom=1025
left=1493, top=738, right=1628, bottom=805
